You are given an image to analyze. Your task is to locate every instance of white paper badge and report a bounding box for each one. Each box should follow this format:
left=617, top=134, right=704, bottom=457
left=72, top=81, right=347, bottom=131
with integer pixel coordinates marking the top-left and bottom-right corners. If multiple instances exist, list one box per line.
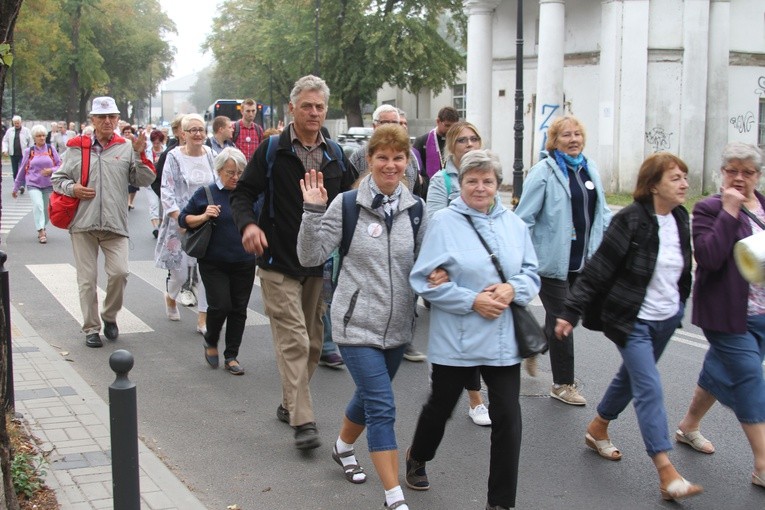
left=584, top=181, right=595, bottom=190
left=368, top=223, right=383, bottom=238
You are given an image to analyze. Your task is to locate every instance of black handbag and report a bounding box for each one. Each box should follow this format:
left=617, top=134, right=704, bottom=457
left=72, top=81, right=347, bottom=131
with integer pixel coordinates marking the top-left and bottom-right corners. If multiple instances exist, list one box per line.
left=462, top=214, right=548, bottom=358
left=182, top=186, right=215, bottom=258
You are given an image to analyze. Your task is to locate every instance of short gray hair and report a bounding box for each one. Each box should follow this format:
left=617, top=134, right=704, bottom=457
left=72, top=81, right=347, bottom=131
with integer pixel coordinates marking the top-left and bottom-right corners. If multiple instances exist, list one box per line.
left=458, top=149, right=503, bottom=185
left=214, top=147, right=247, bottom=174
left=30, top=124, right=47, bottom=138
left=12, top=115, right=21, bottom=123
left=721, top=142, right=763, bottom=171
left=289, top=75, right=329, bottom=106
left=372, top=104, right=400, bottom=124
left=181, top=114, right=205, bottom=131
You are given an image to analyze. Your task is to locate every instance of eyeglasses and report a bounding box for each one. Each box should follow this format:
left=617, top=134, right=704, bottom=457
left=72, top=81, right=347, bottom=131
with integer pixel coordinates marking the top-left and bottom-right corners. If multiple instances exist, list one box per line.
left=222, top=170, right=244, bottom=177
left=456, top=136, right=481, bottom=145
left=376, top=120, right=399, bottom=125
left=723, top=168, right=759, bottom=178
left=93, top=114, right=118, bottom=121
left=184, top=128, right=206, bottom=134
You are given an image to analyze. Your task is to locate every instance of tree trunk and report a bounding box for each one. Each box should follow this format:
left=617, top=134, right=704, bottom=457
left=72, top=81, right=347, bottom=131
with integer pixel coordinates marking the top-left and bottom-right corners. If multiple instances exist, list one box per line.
left=342, top=91, right=363, bottom=128
left=66, top=1, right=82, bottom=123
left=0, top=300, right=19, bottom=509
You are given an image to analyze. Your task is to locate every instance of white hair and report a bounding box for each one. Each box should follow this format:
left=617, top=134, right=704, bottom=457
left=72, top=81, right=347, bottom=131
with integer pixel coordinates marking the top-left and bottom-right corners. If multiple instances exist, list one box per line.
left=372, top=105, right=400, bottom=124
left=289, top=75, right=330, bottom=105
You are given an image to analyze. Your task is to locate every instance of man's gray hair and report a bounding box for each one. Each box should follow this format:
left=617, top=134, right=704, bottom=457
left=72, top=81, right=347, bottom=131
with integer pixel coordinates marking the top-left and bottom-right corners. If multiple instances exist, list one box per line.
left=30, top=124, right=47, bottom=138
left=12, top=115, right=21, bottom=122
left=372, top=104, right=400, bottom=124
left=458, top=149, right=503, bottom=185
left=290, top=75, right=330, bottom=105
left=214, top=147, right=247, bottom=173
left=721, top=141, right=763, bottom=170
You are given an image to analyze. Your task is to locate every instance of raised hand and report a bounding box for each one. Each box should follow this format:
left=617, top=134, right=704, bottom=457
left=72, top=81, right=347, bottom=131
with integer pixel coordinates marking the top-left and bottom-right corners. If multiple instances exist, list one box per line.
left=300, top=169, right=327, bottom=206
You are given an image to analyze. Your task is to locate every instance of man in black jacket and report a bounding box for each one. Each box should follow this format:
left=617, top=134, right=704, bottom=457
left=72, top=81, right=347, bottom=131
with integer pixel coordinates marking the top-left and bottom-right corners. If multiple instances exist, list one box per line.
left=231, top=75, right=356, bottom=451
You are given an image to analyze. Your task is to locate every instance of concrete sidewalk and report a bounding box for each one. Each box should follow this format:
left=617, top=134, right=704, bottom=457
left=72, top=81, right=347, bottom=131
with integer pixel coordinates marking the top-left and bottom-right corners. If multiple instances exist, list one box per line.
left=9, top=304, right=207, bottom=510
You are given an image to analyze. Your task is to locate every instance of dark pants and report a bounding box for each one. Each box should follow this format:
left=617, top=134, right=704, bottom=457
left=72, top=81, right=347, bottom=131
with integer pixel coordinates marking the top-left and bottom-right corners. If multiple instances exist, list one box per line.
left=539, top=274, right=579, bottom=385
left=410, top=363, right=522, bottom=508
left=10, top=154, right=22, bottom=180
left=199, top=259, right=256, bottom=361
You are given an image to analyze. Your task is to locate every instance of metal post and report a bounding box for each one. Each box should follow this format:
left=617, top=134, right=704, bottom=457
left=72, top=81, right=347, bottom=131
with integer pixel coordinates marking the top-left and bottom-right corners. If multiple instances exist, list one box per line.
left=0, top=252, right=13, bottom=413
left=511, top=0, right=525, bottom=207
left=269, top=61, right=274, bottom=128
left=314, top=0, right=320, bottom=76
left=109, top=350, right=140, bottom=510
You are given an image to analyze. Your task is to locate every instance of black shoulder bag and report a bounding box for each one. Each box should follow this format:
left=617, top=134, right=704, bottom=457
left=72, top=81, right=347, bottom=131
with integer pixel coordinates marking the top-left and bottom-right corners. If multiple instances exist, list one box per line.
left=182, top=185, right=215, bottom=259
left=462, top=214, right=548, bottom=358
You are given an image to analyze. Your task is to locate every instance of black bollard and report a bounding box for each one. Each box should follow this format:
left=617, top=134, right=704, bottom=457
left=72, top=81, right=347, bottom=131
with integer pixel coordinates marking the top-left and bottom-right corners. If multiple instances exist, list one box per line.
left=109, top=349, right=140, bottom=510
left=0, top=251, right=14, bottom=413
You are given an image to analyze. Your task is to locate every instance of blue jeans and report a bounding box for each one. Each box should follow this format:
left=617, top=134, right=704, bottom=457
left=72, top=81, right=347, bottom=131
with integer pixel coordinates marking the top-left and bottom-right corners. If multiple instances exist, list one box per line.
left=338, top=344, right=406, bottom=452
left=321, top=305, right=339, bottom=356
left=698, top=314, right=765, bottom=423
left=597, top=305, right=684, bottom=457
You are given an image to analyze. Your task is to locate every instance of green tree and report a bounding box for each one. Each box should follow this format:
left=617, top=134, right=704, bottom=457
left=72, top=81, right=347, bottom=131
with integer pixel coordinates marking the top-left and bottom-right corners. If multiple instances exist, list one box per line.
left=205, top=0, right=465, bottom=126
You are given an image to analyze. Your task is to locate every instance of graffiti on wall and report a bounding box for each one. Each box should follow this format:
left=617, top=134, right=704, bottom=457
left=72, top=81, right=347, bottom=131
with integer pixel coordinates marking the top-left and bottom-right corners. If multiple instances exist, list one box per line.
left=645, top=127, right=673, bottom=152
left=538, top=104, right=560, bottom=153
left=730, top=112, right=755, bottom=133
left=755, top=76, right=765, bottom=96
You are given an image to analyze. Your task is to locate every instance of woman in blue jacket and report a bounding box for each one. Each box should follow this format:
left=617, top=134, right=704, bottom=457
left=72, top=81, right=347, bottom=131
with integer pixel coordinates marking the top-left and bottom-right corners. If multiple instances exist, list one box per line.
left=515, top=115, right=611, bottom=405
left=408, top=149, right=540, bottom=510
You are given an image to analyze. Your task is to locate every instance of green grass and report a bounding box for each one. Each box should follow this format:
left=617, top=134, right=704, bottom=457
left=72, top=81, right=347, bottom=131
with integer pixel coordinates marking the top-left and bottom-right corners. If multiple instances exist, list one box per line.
left=605, top=192, right=708, bottom=210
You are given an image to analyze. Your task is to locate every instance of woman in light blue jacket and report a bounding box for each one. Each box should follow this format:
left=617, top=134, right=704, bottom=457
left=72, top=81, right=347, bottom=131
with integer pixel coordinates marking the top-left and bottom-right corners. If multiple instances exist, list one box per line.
left=407, top=149, right=540, bottom=510
left=514, top=115, right=611, bottom=405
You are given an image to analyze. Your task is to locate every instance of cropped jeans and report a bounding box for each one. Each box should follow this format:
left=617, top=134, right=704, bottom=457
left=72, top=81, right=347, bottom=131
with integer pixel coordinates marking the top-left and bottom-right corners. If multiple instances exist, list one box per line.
left=338, top=344, right=406, bottom=452
left=597, top=305, right=684, bottom=457
left=698, top=314, right=765, bottom=423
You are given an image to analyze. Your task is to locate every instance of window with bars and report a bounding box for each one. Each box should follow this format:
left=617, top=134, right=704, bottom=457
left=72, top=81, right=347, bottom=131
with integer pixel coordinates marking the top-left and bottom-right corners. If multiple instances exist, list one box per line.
left=453, top=84, right=466, bottom=118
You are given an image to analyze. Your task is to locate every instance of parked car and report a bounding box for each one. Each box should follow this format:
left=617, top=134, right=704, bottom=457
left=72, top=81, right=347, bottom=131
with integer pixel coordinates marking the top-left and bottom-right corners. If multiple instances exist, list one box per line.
left=337, top=126, right=373, bottom=146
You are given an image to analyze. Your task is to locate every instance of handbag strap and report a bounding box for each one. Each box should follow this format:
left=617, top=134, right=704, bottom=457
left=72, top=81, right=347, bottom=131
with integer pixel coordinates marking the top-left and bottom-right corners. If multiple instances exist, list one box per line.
left=741, top=205, right=765, bottom=230
left=203, top=184, right=214, bottom=206
left=462, top=214, right=507, bottom=283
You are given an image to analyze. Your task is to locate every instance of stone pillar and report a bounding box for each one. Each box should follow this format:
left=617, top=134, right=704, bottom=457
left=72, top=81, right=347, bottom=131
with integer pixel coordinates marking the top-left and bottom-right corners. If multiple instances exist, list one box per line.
left=597, top=0, right=624, bottom=192
left=704, top=0, right=729, bottom=192
left=465, top=0, right=500, bottom=148
left=616, top=0, right=649, bottom=192
left=533, top=0, right=565, bottom=160
left=679, top=0, right=710, bottom=194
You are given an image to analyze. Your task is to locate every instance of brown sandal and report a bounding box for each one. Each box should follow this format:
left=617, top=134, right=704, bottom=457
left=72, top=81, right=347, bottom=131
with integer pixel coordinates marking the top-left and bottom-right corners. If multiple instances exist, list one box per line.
left=332, top=445, right=366, bottom=484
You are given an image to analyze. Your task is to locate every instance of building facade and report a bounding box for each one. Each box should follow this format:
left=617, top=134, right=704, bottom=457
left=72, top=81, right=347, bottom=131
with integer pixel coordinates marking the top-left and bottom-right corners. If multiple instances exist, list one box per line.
left=378, top=0, right=765, bottom=193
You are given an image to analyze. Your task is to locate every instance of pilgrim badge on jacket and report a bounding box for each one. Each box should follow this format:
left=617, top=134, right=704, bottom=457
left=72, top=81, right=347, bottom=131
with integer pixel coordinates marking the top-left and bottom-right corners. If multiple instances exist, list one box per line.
left=585, top=180, right=595, bottom=190
left=368, top=223, right=383, bottom=238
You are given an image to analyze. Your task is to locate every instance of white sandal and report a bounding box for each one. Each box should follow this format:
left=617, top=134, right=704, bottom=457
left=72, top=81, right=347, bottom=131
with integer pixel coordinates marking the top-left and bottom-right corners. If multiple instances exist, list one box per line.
left=660, top=477, right=703, bottom=501
left=675, top=429, right=715, bottom=454
left=585, top=432, right=622, bottom=461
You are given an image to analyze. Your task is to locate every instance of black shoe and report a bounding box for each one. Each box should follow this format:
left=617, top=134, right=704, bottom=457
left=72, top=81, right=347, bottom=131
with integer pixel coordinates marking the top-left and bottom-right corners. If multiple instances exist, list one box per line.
left=224, top=359, right=245, bottom=375
left=152, top=229, right=159, bottom=239
left=85, top=333, right=103, bottom=348
left=19, top=186, right=25, bottom=195
left=405, top=447, right=429, bottom=490
left=294, top=422, right=321, bottom=450
left=204, top=343, right=219, bottom=368
left=276, top=404, right=290, bottom=424
left=103, top=321, right=119, bottom=341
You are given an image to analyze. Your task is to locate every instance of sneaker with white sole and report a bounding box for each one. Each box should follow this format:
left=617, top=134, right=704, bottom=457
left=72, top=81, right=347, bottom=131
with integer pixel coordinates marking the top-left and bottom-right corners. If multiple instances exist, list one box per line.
left=550, top=384, right=587, bottom=406
left=403, top=344, right=426, bottom=362
left=468, top=403, right=492, bottom=426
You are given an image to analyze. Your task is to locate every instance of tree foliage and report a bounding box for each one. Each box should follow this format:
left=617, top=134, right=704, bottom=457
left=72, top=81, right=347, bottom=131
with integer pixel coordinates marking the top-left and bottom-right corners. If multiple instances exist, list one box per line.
left=3, top=0, right=175, bottom=124
left=204, top=0, right=465, bottom=126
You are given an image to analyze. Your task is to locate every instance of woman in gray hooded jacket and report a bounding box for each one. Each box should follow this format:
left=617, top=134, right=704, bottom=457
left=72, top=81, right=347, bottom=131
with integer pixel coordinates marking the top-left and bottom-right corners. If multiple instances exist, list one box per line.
left=297, top=125, right=426, bottom=510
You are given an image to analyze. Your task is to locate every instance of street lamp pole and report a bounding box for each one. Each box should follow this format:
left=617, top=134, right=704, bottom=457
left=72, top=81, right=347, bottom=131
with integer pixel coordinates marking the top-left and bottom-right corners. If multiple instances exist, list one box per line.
left=314, top=0, right=320, bottom=76
left=511, top=0, right=525, bottom=206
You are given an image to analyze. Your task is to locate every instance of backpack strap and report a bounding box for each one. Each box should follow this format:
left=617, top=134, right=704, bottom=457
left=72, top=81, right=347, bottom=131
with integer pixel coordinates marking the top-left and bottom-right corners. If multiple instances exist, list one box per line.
left=232, top=120, right=241, bottom=145
left=80, top=137, right=91, bottom=186
left=340, top=190, right=360, bottom=257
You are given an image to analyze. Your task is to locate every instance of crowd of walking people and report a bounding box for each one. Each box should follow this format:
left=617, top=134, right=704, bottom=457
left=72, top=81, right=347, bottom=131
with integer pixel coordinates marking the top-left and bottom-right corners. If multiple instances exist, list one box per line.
left=3, top=73, right=763, bottom=508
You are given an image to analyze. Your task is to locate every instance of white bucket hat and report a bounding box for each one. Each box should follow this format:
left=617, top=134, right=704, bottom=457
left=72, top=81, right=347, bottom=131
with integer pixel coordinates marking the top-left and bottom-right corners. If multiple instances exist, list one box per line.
left=89, top=96, right=120, bottom=115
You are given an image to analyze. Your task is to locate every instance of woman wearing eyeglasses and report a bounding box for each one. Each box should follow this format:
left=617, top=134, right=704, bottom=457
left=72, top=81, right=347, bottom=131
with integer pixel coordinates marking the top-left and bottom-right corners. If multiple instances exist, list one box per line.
left=514, top=115, right=612, bottom=405
left=426, top=121, right=492, bottom=427
left=154, top=114, right=215, bottom=334
left=675, top=142, right=765, bottom=490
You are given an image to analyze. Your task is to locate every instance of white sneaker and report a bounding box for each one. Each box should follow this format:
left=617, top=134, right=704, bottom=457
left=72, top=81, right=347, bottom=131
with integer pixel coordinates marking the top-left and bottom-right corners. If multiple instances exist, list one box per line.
left=179, top=288, right=197, bottom=307
left=468, top=404, right=491, bottom=426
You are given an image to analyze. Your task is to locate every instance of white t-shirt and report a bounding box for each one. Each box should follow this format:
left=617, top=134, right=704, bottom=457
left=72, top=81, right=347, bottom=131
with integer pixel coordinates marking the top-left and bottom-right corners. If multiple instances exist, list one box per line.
left=638, top=213, right=683, bottom=320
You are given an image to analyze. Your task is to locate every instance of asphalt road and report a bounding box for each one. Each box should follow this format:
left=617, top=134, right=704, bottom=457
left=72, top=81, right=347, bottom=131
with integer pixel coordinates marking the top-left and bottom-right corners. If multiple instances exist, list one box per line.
left=2, top=175, right=763, bottom=510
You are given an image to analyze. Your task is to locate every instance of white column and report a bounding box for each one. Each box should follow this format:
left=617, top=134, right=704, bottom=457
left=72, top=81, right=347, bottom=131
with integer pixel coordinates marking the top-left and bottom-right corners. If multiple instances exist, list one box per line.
left=533, top=0, right=565, bottom=160
left=465, top=0, right=500, bottom=148
left=616, top=0, right=649, bottom=192
left=704, top=0, right=729, bottom=192
left=597, top=0, right=624, bottom=192
left=679, top=0, right=710, bottom=194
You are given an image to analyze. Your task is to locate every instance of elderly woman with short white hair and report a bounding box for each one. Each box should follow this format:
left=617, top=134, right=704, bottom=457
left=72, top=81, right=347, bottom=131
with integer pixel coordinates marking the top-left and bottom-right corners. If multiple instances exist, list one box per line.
left=12, top=124, right=61, bottom=244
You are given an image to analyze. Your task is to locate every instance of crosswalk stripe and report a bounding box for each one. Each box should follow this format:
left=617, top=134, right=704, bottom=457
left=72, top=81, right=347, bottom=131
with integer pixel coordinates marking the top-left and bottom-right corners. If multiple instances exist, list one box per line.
left=1, top=194, right=34, bottom=234
left=25, top=263, right=154, bottom=334
left=129, top=260, right=270, bottom=326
